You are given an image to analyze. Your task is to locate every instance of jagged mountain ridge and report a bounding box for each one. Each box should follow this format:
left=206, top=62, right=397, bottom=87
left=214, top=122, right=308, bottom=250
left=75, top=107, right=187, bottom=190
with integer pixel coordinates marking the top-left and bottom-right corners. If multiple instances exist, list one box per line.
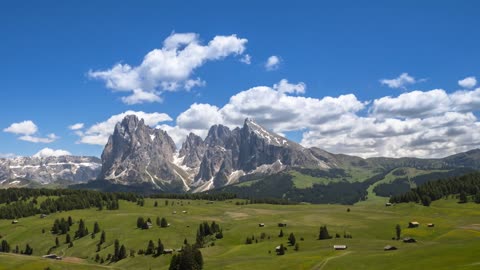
left=0, top=155, right=101, bottom=186
left=99, top=116, right=337, bottom=192
left=97, top=115, right=480, bottom=194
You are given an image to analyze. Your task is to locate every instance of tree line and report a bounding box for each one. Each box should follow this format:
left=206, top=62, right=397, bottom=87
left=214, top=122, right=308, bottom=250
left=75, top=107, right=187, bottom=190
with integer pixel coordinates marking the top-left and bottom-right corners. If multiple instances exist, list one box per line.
left=390, top=172, right=480, bottom=205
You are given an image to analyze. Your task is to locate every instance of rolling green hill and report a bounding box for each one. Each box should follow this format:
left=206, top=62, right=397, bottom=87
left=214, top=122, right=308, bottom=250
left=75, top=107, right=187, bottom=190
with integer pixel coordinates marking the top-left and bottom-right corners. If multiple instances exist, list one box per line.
left=0, top=196, right=480, bottom=270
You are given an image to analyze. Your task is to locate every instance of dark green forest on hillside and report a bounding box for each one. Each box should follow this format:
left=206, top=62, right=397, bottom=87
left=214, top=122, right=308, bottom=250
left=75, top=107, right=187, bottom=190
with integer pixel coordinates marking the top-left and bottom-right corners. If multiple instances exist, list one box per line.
left=390, top=171, right=480, bottom=205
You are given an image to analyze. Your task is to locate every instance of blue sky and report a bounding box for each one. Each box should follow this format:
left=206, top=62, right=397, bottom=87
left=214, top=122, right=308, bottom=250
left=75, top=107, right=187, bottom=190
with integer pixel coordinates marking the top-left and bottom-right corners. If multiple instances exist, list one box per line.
left=1, top=0, right=480, bottom=158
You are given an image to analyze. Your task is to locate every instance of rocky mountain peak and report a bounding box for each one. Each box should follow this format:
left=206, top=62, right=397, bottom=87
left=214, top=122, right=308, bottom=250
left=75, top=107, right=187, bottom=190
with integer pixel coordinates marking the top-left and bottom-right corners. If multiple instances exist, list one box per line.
left=99, top=114, right=185, bottom=192
left=179, top=133, right=206, bottom=168
left=204, top=124, right=233, bottom=147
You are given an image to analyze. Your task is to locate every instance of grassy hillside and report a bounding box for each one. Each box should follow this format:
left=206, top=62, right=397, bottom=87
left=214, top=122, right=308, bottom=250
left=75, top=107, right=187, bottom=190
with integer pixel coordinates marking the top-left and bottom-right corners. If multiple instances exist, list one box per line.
left=1, top=196, right=479, bottom=270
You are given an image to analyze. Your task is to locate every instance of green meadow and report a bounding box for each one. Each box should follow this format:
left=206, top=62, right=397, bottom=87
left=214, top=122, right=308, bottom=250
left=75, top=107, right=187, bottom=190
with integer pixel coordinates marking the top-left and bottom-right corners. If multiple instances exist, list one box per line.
left=0, top=197, right=479, bottom=270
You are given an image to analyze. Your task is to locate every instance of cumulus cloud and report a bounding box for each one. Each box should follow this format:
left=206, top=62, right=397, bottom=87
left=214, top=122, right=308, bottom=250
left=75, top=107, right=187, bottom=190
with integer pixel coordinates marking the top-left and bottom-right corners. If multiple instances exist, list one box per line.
left=157, top=79, right=365, bottom=147
left=4, top=120, right=58, bottom=143
left=89, top=32, right=247, bottom=104
left=76, top=78, right=480, bottom=158
left=458, top=76, right=477, bottom=89
left=78, top=111, right=172, bottom=145
left=4, top=120, right=38, bottom=135
left=273, top=79, right=306, bottom=94
left=265, top=55, right=281, bottom=70
left=19, top=134, right=58, bottom=143
left=69, top=123, right=84, bottom=130
left=371, top=88, right=480, bottom=118
left=380, top=73, right=417, bottom=89
left=33, top=148, right=71, bottom=158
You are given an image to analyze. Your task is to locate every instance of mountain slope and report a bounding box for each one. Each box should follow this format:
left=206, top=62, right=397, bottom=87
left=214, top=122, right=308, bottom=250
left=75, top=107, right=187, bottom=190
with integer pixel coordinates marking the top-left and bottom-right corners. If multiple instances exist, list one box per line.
left=0, top=156, right=101, bottom=186
left=99, top=115, right=188, bottom=192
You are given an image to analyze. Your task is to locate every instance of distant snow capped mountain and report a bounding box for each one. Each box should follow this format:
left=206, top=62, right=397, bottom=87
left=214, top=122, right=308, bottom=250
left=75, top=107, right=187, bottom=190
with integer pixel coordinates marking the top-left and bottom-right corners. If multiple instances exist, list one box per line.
left=99, top=115, right=337, bottom=192
left=0, top=155, right=101, bottom=185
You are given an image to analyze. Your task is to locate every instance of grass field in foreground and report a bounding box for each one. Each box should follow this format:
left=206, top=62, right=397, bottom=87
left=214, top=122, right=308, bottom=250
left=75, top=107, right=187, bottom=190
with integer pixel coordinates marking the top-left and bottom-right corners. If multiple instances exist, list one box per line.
left=0, top=198, right=479, bottom=270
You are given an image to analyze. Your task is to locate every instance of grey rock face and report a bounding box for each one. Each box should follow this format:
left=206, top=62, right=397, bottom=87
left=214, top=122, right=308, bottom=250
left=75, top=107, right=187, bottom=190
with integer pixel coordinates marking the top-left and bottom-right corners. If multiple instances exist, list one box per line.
left=191, top=118, right=335, bottom=191
left=99, top=115, right=186, bottom=192
left=99, top=115, right=338, bottom=192
left=179, top=133, right=206, bottom=168
left=0, top=156, right=101, bottom=184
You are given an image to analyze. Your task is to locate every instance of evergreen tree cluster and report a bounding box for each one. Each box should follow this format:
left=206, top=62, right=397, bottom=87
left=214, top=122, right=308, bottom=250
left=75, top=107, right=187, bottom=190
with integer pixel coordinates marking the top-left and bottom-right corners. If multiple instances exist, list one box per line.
left=111, top=239, right=127, bottom=262
left=169, top=244, right=203, bottom=270
left=390, top=172, right=480, bottom=205
left=195, top=221, right=222, bottom=247
left=318, top=226, right=332, bottom=240
left=74, top=219, right=89, bottom=239
left=51, top=217, right=73, bottom=234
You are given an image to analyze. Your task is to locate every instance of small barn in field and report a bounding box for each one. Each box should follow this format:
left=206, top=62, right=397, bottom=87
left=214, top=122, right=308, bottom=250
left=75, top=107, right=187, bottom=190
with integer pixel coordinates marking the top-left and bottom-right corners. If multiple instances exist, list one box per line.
left=403, top=237, right=416, bottom=243
left=408, top=221, right=420, bottom=228
left=259, top=223, right=265, bottom=227
left=163, top=249, right=173, bottom=254
left=427, top=223, right=435, bottom=227
left=333, top=245, right=347, bottom=250
left=384, top=245, right=397, bottom=251
left=11, top=220, right=18, bottom=224
left=385, top=202, right=392, bottom=206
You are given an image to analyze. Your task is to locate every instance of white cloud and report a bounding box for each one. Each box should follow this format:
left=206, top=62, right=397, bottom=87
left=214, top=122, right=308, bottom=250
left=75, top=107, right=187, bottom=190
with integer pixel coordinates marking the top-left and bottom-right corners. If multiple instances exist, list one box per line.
left=4, top=120, right=38, bottom=135
left=19, top=134, right=58, bottom=143
left=273, top=79, right=306, bottom=94
left=33, top=148, right=71, bottom=158
left=89, top=32, right=247, bottom=104
left=265, top=55, right=281, bottom=71
left=458, top=76, right=477, bottom=89
left=177, top=103, right=223, bottom=130
left=240, top=54, right=251, bottom=64
left=380, top=73, right=417, bottom=89
left=121, top=89, right=162, bottom=105
left=184, top=78, right=206, bottom=91
left=371, top=89, right=451, bottom=118
left=78, top=111, right=172, bottom=145
left=76, top=78, right=480, bottom=159
left=68, top=123, right=84, bottom=130
left=371, top=88, right=480, bottom=118
left=4, top=121, right=58, bottom=143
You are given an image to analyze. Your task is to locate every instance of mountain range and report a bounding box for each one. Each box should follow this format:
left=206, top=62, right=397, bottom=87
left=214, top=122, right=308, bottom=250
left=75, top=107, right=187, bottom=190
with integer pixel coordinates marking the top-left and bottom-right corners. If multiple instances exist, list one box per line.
left=2, top=114, right=480, bottom=201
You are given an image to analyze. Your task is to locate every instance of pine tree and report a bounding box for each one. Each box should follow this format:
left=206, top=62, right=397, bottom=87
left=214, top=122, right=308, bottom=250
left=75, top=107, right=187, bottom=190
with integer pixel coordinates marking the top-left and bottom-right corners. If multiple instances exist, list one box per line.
left=66, top=233, right=71, bottom=244
left=395, top=224, right=401, bottom=240
left=118, top=245, right=127, bottom=260
left=68, top=216, right=73, bottom=226
left=156, top=216, right=161, bottom=226
left=146, top=240, right=155, bottom=255
left=154, top=201, right=158, bottom=207
left=288, top=233, right=296, bottom=246
left=156, top=239, right=164, bottom=256
left=113, top=239, right=120, bottom=261
left=161, top=217, right=168, bottom=228
left=93, top=222, right=100, bottom=234
left=137, top=217, right=145, bottom=229
left=278, top=229, right=284, bottom=237
left=75, top=219, right=88, bottom=238
left=318, top=225, right=331, bottom=240
left=0, top=240, right=10, bottom=253
left=24, top=243, right=33, bottom=255
left=55, top=237, right=59, bottom=247
left=100, top=230, right=106, bottom=245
